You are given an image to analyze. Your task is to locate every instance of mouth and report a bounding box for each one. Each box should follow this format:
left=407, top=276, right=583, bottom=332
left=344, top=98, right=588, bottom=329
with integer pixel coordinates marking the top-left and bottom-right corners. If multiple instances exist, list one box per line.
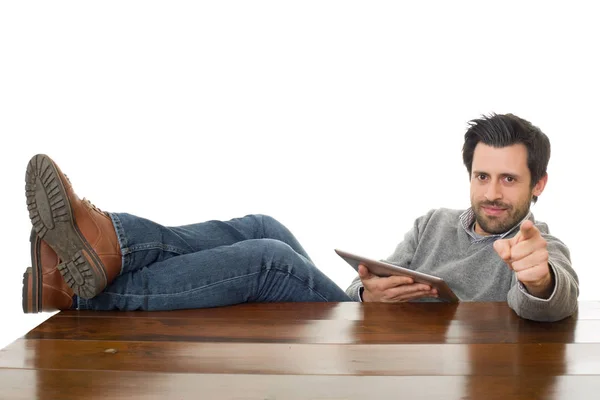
left=481, top=206, right=508, bottom=217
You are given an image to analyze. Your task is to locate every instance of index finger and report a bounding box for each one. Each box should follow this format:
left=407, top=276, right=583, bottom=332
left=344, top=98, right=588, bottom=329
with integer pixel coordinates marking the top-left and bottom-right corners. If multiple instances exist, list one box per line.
left=519, top=220, right=539, bottom=241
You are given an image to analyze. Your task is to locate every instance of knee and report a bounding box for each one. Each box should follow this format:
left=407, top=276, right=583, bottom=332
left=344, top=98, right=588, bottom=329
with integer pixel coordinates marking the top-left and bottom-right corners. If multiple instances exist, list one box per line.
left=256, top=214, right=280, bottom=225
left=255, top=239, right=304, bottom=270
left=253, top=214, right=286, bottom=232
left=258, top=238, right=294, bottom=257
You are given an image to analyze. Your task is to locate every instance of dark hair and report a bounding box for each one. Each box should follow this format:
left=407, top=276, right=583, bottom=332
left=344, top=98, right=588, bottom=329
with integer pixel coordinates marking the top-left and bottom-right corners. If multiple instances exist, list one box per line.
left=462, top=113, right=550, bottom=203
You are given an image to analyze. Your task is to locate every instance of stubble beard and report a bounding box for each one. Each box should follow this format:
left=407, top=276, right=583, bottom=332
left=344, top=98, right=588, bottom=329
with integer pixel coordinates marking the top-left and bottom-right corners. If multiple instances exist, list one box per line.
left=473, top=199, right=531, bottom=235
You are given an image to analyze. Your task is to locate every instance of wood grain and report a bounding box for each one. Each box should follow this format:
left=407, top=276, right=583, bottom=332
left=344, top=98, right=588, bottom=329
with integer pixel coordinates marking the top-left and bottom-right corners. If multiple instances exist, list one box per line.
left=26, top=311, right=592, bottom=344
left=1, top=339, right=598, bottom=376
left=1, top=301, right=598, bottom=400
left=1, top=369, right=599, bottom=400
left=54, top=301, right=600, bottom=320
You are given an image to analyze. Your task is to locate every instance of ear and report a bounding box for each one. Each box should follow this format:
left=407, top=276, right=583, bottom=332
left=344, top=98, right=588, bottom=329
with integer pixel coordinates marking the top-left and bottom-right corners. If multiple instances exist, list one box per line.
left=532, top=173, right=548, bottom=198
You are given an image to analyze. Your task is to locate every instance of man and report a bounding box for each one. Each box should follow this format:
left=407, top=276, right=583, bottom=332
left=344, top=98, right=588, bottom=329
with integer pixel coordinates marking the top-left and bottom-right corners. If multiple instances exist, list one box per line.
left=345, top=113, right=579, bottom=322
left=22, top=113, right=578, bottom=323
left=22, top=154, right=352, bottom=312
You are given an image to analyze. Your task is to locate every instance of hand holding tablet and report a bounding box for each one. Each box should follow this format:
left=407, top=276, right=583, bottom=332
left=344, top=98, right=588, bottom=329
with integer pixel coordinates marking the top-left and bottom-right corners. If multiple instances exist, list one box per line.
left=335, top=249, right=460, bottom=303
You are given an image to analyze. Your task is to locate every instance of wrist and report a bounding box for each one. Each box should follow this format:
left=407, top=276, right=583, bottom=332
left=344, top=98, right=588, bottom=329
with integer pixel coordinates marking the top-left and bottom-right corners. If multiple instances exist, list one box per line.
left=361, top=287, right=373, bottom=302
left=524, top=269, right=555, bottom=299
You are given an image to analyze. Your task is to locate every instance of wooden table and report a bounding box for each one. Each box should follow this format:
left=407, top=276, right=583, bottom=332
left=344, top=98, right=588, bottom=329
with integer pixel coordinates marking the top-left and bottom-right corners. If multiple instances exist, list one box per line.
left=1, top=302, right=599, bottom=399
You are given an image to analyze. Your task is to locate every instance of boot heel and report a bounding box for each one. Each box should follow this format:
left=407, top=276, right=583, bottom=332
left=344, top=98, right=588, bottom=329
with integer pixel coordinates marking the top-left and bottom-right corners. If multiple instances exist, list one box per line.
left=22, top=267, right=40, bottom=313
left=57, top=250, right=99, bottom=299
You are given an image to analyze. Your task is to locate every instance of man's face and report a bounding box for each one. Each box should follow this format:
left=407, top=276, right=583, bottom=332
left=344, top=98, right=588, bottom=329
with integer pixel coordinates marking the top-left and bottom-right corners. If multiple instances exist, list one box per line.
left=469, top=143, right=545, bottom=236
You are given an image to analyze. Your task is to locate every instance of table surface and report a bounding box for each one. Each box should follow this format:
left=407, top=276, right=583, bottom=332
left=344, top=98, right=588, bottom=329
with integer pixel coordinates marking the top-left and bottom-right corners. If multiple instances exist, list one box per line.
left=1, top=301, right=599, bottom=399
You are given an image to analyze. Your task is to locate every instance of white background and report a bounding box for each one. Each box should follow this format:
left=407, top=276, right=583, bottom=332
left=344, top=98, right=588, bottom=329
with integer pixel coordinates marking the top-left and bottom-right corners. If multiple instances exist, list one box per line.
left=1, top=1, right=598, bottom=350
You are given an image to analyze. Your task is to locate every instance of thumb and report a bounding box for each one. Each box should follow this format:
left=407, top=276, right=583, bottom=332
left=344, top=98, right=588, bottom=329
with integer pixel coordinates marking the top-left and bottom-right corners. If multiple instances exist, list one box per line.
left=358, top=264, right=374, bottom=280
left=493, top=239, right=512, bottom=263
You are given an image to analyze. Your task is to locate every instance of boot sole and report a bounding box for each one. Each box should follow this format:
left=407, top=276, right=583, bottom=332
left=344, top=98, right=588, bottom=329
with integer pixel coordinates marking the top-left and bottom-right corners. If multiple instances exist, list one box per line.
left=25, top=154, right=106, bottom=299
left=23, top=231, right=42, bottom=313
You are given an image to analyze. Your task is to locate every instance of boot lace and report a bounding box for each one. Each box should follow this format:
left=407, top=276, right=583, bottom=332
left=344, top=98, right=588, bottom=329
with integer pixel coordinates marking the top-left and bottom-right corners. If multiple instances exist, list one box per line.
left=64, top=174, right=107, bottom=216
left=83, top=198, right=105, bottom=214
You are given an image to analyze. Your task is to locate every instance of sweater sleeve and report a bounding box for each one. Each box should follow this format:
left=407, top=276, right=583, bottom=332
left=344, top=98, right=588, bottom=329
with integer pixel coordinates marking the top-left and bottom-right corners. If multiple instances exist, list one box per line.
left=344, top=210, right=432, bottom=301
left=507, top=233, right=579, bottom=322
left=344, top=277, right=364, bottom=301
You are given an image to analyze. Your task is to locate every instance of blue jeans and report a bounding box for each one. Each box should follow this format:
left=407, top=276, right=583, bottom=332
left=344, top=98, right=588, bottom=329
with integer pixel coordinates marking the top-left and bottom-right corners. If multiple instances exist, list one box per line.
left=77, top=213, right=351, bottom=310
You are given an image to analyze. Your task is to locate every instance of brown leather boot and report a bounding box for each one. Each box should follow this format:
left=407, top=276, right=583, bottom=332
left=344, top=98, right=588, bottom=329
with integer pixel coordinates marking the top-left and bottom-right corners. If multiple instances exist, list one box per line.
left=25, top=154, right=122, bottom=299
left=23, top=229, right=75, bottom=313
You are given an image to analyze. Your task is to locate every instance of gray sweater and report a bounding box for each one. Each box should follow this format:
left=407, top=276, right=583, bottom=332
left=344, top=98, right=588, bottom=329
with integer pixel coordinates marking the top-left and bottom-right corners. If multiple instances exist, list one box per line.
left=345, top=208, right=579, bottom=322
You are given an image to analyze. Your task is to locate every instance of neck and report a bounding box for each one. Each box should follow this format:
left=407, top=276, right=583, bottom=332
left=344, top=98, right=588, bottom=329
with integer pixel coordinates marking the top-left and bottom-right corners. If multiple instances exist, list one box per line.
left=474, top=221, right=491, bottom=236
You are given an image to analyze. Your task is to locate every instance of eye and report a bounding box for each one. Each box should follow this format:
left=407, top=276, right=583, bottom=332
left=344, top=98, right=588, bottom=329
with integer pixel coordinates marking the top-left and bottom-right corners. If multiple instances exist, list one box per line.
left=504, top=176, right=515, bottom=183
left=476, top=173, right=488, bottom=181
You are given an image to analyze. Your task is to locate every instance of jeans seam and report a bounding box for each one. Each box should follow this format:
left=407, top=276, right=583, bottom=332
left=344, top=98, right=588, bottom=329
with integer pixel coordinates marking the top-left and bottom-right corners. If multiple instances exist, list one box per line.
left=257, top=267, right=330, bottom=301
left=100, top=267, right=329, bottom=301
left=126, top=242, right=188, bottom=255
left=108, top=213, right=128, bottom=275
left=260, top=214, right=267, bottom=239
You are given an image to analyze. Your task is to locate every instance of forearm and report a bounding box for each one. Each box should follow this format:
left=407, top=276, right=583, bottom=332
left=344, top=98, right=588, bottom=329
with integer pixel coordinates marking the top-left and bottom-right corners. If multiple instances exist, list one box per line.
left=508, top=261, right=579, bottom=322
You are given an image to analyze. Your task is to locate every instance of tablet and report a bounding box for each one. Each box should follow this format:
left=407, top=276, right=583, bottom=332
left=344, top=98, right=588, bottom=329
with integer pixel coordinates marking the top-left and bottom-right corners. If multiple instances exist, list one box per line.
left=335, top=249, right=460, bottom=303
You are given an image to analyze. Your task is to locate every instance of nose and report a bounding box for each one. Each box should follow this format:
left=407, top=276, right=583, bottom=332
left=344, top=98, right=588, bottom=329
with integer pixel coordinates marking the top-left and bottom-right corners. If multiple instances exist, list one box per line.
left=484, top=180, right=503, bottom=201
